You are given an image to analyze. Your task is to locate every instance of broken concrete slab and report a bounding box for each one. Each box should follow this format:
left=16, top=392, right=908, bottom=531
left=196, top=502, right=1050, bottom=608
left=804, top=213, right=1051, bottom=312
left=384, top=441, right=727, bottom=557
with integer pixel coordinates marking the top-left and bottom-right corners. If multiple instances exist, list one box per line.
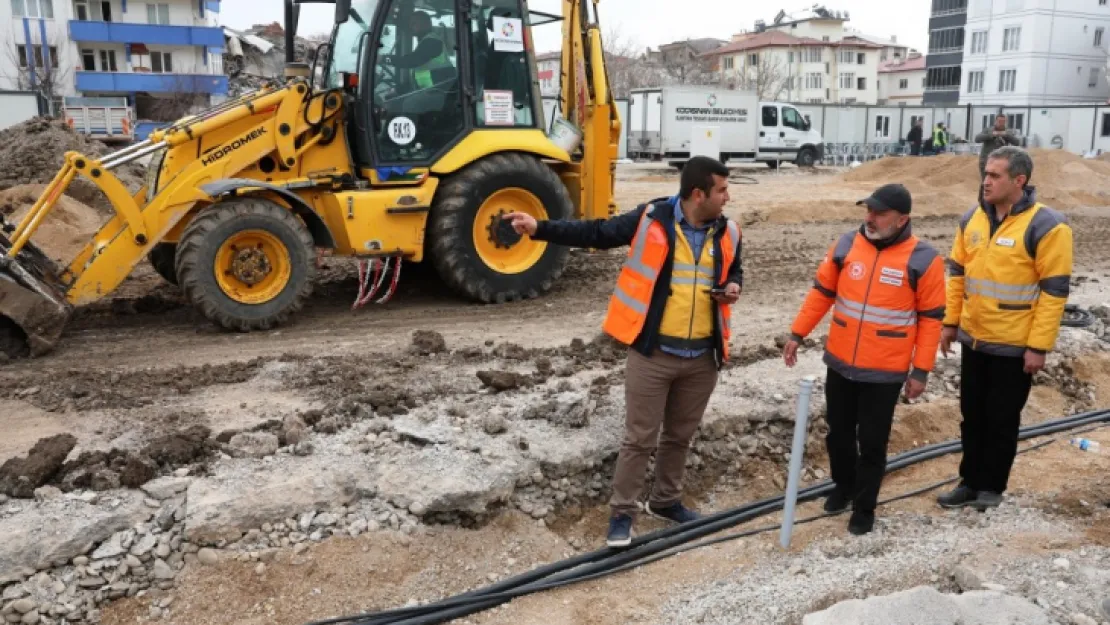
left=0, top=493, right=151, bottom=579
left=183, top=456, right=378, bottom=545
left=802, top=586, right=1055, bottom=625
left=376, top=447, right=533, bottom=516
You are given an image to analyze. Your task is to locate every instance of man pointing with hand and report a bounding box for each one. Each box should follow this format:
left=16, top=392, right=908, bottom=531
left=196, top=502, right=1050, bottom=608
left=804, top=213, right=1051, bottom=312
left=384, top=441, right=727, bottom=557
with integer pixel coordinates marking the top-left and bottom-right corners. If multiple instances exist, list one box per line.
left=504, top=156, right=742, bottom=549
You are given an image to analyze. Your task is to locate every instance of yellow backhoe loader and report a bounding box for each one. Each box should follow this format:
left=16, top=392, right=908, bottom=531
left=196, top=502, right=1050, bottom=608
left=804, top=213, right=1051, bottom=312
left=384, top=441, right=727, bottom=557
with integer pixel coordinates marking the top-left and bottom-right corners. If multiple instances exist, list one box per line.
left=0, top=0, right=620, bottom=358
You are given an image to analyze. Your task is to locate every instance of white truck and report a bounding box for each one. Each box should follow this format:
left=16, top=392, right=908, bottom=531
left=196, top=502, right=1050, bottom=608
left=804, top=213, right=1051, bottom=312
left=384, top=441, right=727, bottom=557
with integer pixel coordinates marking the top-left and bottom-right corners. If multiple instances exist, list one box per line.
left=628, top=86, right=824, bottom=168
left=63, top=96, right=134, bottom=143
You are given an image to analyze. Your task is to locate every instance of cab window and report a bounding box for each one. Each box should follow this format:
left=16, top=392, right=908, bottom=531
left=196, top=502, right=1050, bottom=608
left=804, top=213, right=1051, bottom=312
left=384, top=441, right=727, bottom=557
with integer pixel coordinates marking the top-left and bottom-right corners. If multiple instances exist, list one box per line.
left=783, top=107, right=805, bottom=131
left=468, top=0, right=536, bottom=127
left=761, top=105, right=778, bottom=127
left=371, top=0, right=463, bottom=163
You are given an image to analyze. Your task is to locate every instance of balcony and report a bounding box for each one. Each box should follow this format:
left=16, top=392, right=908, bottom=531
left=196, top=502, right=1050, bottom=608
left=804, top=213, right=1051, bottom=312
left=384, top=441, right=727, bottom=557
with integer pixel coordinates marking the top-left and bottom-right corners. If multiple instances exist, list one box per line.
left=69, top=21, right=224, bottom=47
left=76, top=72, right=228, bottom=94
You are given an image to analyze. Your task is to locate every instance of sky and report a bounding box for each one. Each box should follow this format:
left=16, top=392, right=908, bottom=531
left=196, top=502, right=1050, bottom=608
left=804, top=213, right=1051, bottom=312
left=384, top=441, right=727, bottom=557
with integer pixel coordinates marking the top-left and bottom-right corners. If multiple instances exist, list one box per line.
left=219, top=0, right=930, bottom=54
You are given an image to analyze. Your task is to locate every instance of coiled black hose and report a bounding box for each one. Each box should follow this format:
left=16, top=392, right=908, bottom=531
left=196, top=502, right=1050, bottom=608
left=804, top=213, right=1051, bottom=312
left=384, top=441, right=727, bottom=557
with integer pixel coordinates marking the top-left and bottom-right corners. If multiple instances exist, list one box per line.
left=307, top=407, right=1110, bottom=625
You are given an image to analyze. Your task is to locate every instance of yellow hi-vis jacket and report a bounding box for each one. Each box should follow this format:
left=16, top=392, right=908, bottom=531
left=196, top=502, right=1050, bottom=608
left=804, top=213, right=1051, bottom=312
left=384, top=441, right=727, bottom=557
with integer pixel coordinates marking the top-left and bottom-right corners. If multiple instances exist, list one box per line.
left=944, top=187, right=1073, bottom=356
left=657, top=224, right=717, bottom=351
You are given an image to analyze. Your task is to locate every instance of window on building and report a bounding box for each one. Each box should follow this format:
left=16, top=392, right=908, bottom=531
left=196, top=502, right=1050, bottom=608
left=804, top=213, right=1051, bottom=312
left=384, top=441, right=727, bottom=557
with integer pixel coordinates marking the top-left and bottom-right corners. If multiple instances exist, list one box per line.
left=899, top=78, right=909, bottom=89
left=147, top=3, right=170, bottom=24
left=980, top=114, right=993, bottom=130
left=724, top=57, right=734, bottom=70
left=747, top=53, right=758, bottom=65
left=805, top=72, right=822, bottom=89
left=857, top=77, right=867, bottom=90
left=968, top=70, right=984, bottom=92
left=98, top=49, right=117, bottom=72
left=1096, top=27, right=1105, bottom=47
left=929, top=27, right=965, bottom=53
left=74, top=0, right=88, bottom=19
left=803, top=47, right=822, bottom=62
left=971, top=31, right=988, bottom=54
left=16, top=44, right=59, bottom=68
left=1002, top=26, right=1021, bottom=52
left=99, top=0, right=110, bottom=21
left=1007, top=113, right=1024, bottom=132
left=1101, top=113, right=1110, bottom=137
left=1091, top=67, right=1100, bottom=87
left=875, top=115, right=891, bottom=138
left=11, top=0, right=54, bottom=17
left=999, top=68, right=1017, bottom=92
left=81, top=48, right=94, bottom=71
left=150, top=51, right=173, bottom=73
left=788, top=51, right=794, bottom=63
left=931, top=0, right=968, bottom=15
left=857, top=52, right=865, bottom=64
left=785, top=76, right=795, bottom=90
left=839, top=49, right=855, bottom=63
left=926, top=65, right=961, bottom=90
left=1102, top=0, right=1108, bottom=6
left=840, top=72, right=854, bottom=89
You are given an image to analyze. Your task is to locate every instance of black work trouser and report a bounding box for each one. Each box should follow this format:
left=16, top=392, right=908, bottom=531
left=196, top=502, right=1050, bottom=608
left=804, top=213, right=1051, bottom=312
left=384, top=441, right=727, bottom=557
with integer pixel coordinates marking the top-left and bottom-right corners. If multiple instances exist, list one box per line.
left=824, top=368, right=903, bottom=513
left=958, top=347, right=1033, bottom=494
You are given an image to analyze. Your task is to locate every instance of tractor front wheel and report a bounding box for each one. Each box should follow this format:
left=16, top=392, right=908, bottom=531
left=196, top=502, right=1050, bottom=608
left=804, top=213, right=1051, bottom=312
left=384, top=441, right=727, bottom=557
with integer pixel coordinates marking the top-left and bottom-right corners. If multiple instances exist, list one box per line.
left=174, top=198, right=316, bottom=331
left=427, top=153, right=572, bottom=304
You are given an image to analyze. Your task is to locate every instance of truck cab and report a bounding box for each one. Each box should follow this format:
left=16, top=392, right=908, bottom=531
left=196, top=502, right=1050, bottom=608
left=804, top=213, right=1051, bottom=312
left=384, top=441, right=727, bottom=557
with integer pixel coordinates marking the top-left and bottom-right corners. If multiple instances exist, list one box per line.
left=757, top=101, right=823, bottom=167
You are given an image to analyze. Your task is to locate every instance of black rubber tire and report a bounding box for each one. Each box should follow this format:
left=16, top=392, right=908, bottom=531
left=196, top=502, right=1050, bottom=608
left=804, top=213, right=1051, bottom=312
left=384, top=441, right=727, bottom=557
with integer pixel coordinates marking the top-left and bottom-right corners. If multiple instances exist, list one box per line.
left=427, top=153, right=572, bottom=304
left=174, top=198, right=316, bottom=332
left=795, top=147, right=817, bottom=168
left=148, top=242, right=178, bottom=285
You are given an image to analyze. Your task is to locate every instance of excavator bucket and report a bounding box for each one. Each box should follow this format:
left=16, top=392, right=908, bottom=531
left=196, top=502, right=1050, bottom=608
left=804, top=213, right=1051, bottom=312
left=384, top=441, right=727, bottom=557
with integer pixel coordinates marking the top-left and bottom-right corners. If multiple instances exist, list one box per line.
left=0, top=230, right=73, bottom=359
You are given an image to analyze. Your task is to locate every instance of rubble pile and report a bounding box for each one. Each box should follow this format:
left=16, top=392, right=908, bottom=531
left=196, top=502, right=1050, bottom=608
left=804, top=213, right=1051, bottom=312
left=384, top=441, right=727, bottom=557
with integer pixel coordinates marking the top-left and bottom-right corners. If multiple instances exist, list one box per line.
left=223, top=22, right=320, bottom=97
left=0, top=118, right=145, bottom=214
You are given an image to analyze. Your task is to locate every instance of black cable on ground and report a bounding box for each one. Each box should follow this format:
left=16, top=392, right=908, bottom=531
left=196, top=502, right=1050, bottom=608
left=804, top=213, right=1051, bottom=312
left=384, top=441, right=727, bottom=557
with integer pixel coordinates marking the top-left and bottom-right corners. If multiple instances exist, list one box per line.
left=306, top=408, right=1110, bottom=625
left=728, top=175, right=759, bottom=185
left=1063, top=304, right=1095, bottom=328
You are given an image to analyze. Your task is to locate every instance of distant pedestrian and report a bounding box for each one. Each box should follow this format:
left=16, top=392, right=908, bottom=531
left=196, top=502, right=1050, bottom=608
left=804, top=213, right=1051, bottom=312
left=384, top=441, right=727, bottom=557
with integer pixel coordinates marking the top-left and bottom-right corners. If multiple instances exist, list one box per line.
left=503, top=156, right=743, bottom=548
left=783, top=183, right=946, bottom=535
left=906, top=119, right=923, bottom=156
left=937, top=146, right=1073, bottom=512
left=932, top=123, right=949, bottom=154
left=975, top=115, right=1021, bottom=179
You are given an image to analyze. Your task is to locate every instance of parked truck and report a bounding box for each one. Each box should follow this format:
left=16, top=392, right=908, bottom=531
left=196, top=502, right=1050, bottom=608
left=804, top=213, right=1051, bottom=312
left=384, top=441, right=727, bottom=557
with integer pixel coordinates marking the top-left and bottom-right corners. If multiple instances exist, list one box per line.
left=63, top=96, right=134, bottom=143
left=628, top=86, right=824, bottom=168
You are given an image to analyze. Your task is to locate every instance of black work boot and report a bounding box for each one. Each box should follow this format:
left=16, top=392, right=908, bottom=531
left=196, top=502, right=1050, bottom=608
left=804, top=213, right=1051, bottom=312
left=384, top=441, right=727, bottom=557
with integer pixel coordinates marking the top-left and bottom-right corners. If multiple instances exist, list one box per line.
left=848, top=510, right=875, bottom=535
left=823, top=488, right=852, bottom=514
left=937, top=485, right=978, bottom=509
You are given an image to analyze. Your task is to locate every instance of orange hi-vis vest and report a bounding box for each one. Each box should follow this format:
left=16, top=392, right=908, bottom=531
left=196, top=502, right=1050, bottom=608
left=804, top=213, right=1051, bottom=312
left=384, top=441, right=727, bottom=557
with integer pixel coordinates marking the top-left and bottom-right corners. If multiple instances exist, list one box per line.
left=790, top=226, right=947, bottom=384
left=603, top=203, right=741, bottom=364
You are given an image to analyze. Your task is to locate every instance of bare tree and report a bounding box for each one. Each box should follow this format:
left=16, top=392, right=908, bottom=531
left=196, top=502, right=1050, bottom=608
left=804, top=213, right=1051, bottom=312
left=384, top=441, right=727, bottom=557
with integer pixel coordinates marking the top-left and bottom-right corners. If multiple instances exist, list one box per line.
left=725, top=54, right=790, bottom=100
left=1, top=41, right=70, bottom=116
left=135, top=75, right=210, bottom=122
left=601, top=26, right=664, bottom=97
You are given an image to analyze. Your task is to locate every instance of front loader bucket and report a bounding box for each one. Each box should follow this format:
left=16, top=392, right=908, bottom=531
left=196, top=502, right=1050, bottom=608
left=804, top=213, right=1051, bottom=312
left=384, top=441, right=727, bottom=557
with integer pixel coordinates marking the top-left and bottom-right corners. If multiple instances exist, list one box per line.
left=0, top=233, right=72, bottom=359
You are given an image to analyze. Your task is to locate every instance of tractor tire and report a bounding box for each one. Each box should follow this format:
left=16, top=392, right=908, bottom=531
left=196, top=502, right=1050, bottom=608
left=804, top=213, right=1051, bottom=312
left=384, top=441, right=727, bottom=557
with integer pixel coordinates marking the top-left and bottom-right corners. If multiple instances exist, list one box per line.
left=428, top=153, right=572, bottom=304
left=148, top=242, right=178, bottom=285
left=174, top=197, right=316, bottom=332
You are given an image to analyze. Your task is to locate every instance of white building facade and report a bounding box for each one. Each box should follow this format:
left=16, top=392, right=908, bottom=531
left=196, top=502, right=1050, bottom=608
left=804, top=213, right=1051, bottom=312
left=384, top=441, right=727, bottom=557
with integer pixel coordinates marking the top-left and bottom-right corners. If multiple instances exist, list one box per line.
left=0, top=0, right=226, bottom=113
left=959, top=0, right=1110, bottom=106
left=878, top=54, right=927, bottom=104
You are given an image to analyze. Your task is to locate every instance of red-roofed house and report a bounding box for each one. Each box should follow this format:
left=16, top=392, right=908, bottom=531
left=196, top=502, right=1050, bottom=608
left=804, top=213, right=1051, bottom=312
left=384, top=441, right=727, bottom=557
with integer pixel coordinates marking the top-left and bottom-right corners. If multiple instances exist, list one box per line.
left=700, top=30, right=884, bottom=103
left=877, top=53, right=926, bottom=105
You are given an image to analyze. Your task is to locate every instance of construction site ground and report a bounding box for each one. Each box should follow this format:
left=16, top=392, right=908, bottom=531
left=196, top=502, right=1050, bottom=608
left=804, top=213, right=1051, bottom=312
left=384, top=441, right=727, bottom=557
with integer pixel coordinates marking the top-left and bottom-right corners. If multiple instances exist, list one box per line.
left=2, top=152, right=1110, bottom=625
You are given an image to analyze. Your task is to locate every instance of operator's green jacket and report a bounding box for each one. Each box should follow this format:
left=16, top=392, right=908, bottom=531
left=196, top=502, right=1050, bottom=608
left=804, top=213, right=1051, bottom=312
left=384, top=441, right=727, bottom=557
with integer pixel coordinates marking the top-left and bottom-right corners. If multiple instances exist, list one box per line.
left=944, top=186, right=1074, bottom=356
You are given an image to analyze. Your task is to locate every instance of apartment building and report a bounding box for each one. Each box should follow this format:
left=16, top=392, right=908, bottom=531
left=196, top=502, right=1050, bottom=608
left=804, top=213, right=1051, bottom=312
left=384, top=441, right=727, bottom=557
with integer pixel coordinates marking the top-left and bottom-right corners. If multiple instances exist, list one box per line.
left=959, top=0, right=1110, bottom=107
left=878, top=53, right=926, bottom=104
left=1, top=0, right=227, bottom=115
left=923, top=0, right=967, bottom=103
left=536, top=50, right=559, bottom=98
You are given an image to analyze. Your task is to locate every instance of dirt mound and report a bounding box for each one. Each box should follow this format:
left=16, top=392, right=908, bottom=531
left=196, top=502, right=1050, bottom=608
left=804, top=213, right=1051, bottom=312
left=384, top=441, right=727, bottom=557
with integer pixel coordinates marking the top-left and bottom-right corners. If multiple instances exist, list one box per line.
left=0, top=184, right=103, bottom=265
left=0, top=433, right=77, bottom=497
left=842, top=149, right=1110, bottom=210
left=0, top=117, right=145, bottom=213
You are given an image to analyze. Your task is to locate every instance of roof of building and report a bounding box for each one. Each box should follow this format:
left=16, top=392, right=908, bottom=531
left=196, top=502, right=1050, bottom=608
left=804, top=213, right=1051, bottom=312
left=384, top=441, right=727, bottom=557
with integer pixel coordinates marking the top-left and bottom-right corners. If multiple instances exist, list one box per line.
left=844, top=30, right=905, bottom=48
left=700, top=30, right=883, bottom=56
left=535, top=51, right=561, bottom=61
left=659, top=38, right=727, bottom=54
left=878, top=54, right=927, bottom=73
left=770, top=5, right=848, bottom=27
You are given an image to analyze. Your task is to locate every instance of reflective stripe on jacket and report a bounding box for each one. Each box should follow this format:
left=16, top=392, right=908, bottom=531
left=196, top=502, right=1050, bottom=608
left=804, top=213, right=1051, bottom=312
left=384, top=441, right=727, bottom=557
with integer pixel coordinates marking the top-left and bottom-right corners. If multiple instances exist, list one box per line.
left=658, top=225, right=719, bottom=351
left=790, top=225, right=947, bottom=384
left=944, top=186, right=1073, bottom=356
left=603, top=202, right=741, bottom=365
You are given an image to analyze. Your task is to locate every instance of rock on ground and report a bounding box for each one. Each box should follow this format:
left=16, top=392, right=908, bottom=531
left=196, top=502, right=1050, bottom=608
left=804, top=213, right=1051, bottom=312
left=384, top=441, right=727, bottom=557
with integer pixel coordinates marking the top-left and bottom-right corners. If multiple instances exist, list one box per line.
left=376, top=447, right=532, bottom=516
left=802, top=586, right=1056, bottom=625
left=227, top=432, right=280, bottom=458
left=0, top=434, right=77, bottom=498
left=0, top=492, right=150, bottom=579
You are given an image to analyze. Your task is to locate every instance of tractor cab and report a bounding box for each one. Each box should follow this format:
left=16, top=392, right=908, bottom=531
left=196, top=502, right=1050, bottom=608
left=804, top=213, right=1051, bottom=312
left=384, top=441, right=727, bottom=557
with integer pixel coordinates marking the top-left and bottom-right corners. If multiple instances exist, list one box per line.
left=326, top=0, right=542, bottom=170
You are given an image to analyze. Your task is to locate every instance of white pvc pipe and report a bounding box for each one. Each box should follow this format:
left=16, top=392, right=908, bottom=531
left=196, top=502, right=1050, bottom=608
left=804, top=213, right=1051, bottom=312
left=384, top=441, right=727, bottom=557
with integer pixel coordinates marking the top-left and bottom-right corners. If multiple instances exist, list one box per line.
left=780, top=375, right=816, bottom=549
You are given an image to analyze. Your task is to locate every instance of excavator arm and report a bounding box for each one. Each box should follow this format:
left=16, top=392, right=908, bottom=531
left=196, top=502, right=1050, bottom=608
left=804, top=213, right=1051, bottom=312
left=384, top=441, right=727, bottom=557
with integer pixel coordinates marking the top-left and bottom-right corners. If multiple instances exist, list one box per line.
left=556, top=0, right=620, bottom=221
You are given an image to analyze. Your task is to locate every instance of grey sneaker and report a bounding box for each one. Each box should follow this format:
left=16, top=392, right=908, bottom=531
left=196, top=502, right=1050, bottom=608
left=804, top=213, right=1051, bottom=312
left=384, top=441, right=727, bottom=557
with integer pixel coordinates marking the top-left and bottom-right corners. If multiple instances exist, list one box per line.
left=1099, top=597, right=1110, bottom=620
left=937, top=485, right=978, bottom=508
left=973, top=491, right=1003, bottom=511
